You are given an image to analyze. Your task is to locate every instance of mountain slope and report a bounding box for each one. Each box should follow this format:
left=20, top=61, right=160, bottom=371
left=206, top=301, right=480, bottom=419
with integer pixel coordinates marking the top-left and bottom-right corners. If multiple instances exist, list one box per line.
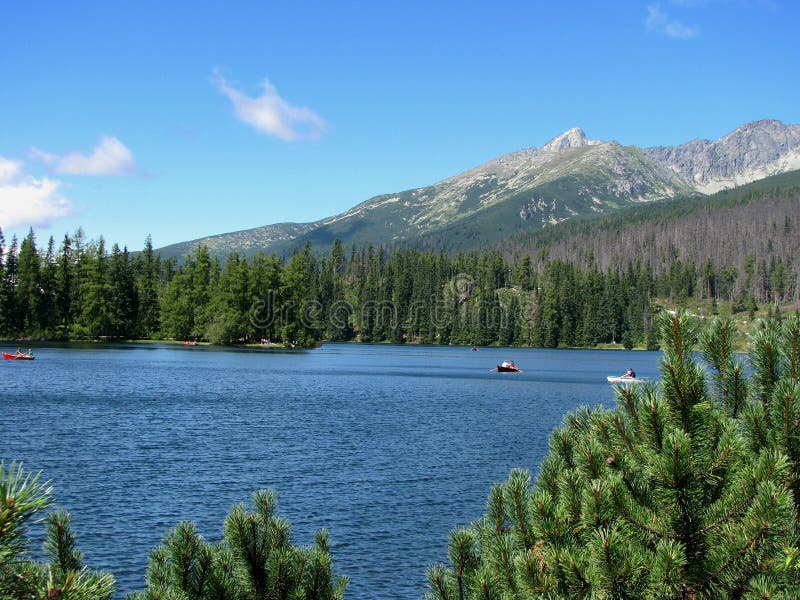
left=494, top=169, right=800, bottom=294
left=158, top=119, right=800, bottom=260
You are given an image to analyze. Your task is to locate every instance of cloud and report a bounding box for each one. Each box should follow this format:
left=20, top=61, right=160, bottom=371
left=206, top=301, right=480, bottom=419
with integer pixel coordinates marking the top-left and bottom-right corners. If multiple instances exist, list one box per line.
left=31, top=136, right=136, bottom=175
left=212, top=71, right=327, bottom=141
left=0, top=157, right=73, bottom=230
left=646, top=4, right=699, bottom=38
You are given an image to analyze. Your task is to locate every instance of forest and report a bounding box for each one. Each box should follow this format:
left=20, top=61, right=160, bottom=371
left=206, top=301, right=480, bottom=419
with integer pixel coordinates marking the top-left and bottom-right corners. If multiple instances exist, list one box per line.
left=1, top=180, right=799, bottom=349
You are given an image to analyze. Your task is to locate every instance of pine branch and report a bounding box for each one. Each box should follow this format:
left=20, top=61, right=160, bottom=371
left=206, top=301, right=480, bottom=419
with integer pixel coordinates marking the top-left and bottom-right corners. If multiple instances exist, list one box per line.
left=692, top=492, right=756, bottom=540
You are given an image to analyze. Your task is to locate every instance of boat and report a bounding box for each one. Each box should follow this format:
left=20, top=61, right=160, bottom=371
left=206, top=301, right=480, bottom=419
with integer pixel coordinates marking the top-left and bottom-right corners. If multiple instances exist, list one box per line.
left=3, top=352, right=35, bottom=361
left=496, top=362, right=521, bottom=373
left=607, top=375, right=648, bottom=385
left=183, top=341, right=198, bottom=347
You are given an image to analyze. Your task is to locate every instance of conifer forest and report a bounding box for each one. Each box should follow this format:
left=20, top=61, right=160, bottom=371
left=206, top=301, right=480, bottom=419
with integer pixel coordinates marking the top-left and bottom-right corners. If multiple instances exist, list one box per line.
left=2, top=186, right=799, bottom=350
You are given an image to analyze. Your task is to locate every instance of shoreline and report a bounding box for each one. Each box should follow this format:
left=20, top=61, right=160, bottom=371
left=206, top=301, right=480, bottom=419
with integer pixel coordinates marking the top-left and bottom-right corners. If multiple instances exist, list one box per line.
left=0, top=336, right=655, bottom=351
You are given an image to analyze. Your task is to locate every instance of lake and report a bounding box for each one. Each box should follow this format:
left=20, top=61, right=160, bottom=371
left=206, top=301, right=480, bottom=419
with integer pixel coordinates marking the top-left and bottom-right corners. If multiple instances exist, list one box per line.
left=1, top=342, right=661, bottom=599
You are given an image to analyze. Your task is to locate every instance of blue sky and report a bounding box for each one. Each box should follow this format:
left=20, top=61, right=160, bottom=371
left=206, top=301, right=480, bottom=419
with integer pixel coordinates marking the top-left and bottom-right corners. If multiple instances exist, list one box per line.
left=1, top=0, right=798, bottom=251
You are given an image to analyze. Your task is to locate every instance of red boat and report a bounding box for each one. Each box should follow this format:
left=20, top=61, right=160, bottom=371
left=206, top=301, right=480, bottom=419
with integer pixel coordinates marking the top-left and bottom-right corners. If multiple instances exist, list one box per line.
left=496, top=362, right=520, bottom=372
left=183, top=341, right=198, bottom=346
left=3, top=352, right=35, bottom=361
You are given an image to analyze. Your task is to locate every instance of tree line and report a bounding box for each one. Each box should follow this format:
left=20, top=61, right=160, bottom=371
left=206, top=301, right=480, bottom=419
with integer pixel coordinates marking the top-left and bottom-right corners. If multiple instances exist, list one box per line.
left=1, top=222, right=797, bottom=348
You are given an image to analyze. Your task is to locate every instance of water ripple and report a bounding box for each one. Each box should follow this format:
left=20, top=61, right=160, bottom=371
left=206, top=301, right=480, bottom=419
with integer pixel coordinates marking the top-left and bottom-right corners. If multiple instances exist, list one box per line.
left=1, top=343, right=658, bottom=599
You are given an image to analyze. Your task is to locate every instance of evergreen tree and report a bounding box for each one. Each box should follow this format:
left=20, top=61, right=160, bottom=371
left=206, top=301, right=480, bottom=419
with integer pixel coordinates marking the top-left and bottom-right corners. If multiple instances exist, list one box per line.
left=1, top=236, right=20, bottom=335
left=426, top=312, right=799, bottom=599
left=39, top=236, right=58, bottom=335
left=136, top=235, right=161, bottom=338
left=0, top=462, right=115, bottom=599
left=16, top=229, right=42, bottom=333
left=249, top=252, right=283, bottom=343
left=55, top=234, right=74, bottom=337
left=108, top=244, right=139, bottom=338
left=127, top=490, right=347, bottom=600
left=280, top=242, right=319, bottom=347
left=205, top=253, right=249, bottom=345
left=159, top=267, right=195, bottom=340
left=321, top=239, right=353, bottom=341
left=191, top=246, right=214, bottom=339
left=0, top=228, right=8, bottom=336
left=79, top=238, right=112, bottom=337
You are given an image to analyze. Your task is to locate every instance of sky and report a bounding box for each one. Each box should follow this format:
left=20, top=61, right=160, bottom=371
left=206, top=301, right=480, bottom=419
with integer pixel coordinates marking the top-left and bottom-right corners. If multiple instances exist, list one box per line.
left=1, top=0, right=798, bottom=252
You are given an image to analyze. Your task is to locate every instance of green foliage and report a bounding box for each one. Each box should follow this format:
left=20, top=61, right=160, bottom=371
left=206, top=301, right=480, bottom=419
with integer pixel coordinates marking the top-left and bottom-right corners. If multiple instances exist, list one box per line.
left=0, top=462, right=115, bottom=600
left=127, top=489, right=348, bottom=600
left=0, top=461, right=53, bottom=565
left=426, top=312, right=800, bottom=599
left=3, top=201, right=800, bottom=350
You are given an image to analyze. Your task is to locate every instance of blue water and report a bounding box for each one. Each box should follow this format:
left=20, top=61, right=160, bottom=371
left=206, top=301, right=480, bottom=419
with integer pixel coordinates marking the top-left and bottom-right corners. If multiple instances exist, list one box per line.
left=1, top=343, right=660, bottom=599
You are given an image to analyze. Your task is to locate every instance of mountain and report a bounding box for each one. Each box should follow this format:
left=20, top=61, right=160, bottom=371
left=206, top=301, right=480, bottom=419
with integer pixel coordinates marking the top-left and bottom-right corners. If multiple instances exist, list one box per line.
left=158, top=119, right=800, bottom=260
left=643, top=119, right=800, bottom=193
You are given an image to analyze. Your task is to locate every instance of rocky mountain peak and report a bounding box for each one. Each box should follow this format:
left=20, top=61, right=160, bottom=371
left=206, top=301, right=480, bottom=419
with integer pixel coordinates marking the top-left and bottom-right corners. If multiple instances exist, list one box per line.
left=541, top=127, right=598, bottom=153
left=644, top=119, right=800, bottom=193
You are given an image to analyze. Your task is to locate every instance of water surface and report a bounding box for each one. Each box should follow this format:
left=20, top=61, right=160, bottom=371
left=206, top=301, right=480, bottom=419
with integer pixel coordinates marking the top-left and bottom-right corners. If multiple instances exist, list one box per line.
left=2, top=343, right=660, bottom=598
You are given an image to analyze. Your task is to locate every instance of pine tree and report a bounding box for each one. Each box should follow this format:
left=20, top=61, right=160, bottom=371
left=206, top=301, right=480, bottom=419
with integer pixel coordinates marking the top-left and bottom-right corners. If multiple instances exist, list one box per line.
left=426, top=311, right=799, bottom=599
left=0, top=462, right=115, bottom=599
left=280, top=242, right=319, bottom=347
left=1, top=236, right=20, bottom=335
left=16, top=229, right=42, bottom=333
left=79, top=238, right=113, bottom=337
left=159, top=267, right=195, bottom=340
left=108, top=244, right=139, bottom=338
left=249, top=252, right=283, bottom=343
left=55, top=234, right=74, bottom=337
left=136, top=235, right=160, bottom=338
left=127, top=490, right=348, bottom=600
left=39, top=237, right=58, bottom=335
left=0, top=228, right=8, bottom=336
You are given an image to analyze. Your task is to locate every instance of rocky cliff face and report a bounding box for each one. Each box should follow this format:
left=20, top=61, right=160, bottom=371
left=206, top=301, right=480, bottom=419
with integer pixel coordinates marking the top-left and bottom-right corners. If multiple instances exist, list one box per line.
left=644, top=120, right=800, bottom=193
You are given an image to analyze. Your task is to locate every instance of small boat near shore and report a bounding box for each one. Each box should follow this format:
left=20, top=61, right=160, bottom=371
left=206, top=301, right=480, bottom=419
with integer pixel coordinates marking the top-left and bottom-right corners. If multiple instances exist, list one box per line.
left=607, top=375, right=648, bottom=385
left=3, top=352, right=35, bottom=361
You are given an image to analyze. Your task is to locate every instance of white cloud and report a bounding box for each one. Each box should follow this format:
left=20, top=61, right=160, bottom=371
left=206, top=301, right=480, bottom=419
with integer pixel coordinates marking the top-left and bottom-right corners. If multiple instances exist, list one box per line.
left=212, top=70, right=327, bottom=141
left=31, top=136, right=136, bottom=175
left=646, top=4, right=699, bottom=38
left=0, top=157, right=73, bottom=230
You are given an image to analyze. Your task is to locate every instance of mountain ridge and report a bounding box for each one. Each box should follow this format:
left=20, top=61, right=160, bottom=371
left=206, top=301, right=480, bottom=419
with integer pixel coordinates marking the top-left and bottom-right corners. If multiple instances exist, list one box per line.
left=158, top=119, right=800, bottom=260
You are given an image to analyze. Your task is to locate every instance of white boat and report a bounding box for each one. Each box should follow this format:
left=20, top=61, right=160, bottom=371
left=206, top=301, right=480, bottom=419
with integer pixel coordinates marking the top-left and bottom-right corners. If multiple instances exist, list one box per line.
left=607, top=375, right=649, bottom=385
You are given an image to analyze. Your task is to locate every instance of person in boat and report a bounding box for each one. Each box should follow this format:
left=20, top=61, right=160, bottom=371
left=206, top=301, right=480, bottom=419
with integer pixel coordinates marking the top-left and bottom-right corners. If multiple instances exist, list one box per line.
left=501, top=361, right=510, bottom=368
left=623, top=368, right=635, bottom=378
